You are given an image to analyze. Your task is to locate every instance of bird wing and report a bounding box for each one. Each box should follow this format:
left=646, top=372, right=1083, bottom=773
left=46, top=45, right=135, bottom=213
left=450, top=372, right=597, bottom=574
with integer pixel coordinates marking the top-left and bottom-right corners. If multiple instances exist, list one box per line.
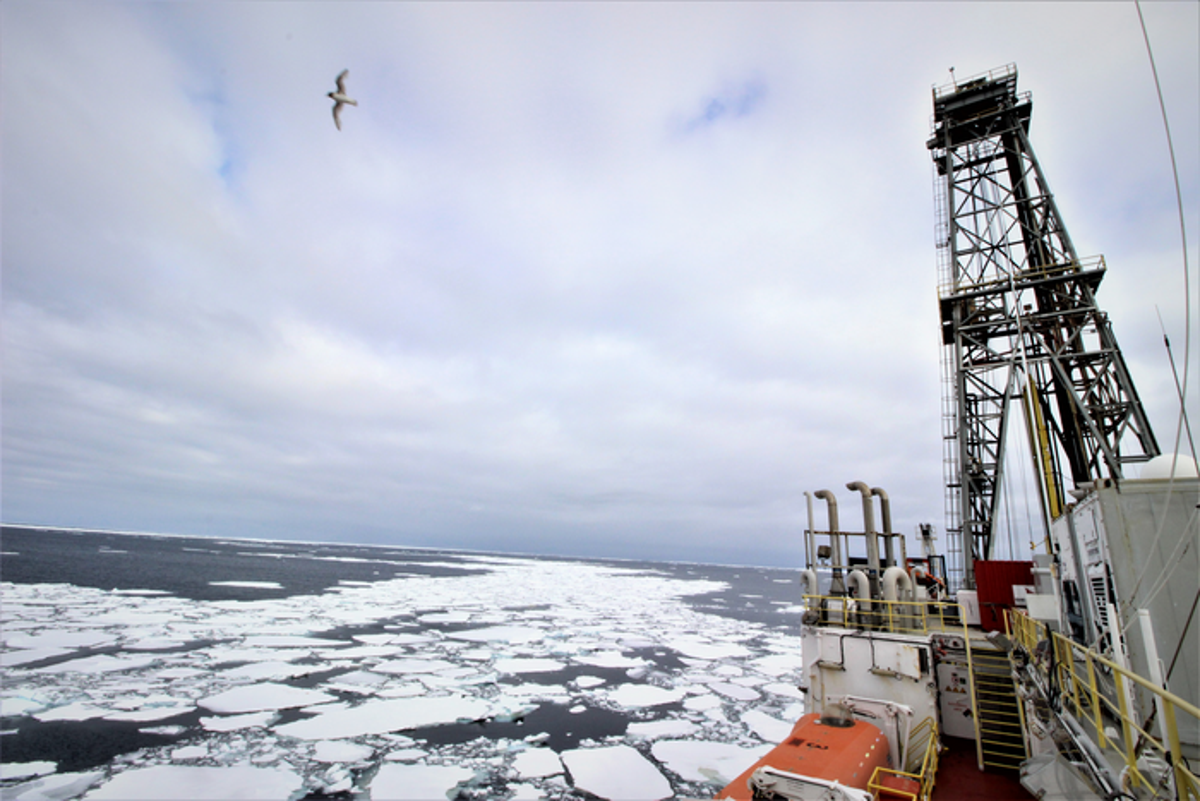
left=335, top=69, right=349, bottom=94
left=332, top=102, right=343, bottom=130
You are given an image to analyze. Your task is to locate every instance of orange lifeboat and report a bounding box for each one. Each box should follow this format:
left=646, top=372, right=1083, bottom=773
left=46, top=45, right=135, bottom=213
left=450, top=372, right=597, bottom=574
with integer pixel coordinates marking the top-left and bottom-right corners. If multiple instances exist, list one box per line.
left=716, top=712, right=892, bottom=800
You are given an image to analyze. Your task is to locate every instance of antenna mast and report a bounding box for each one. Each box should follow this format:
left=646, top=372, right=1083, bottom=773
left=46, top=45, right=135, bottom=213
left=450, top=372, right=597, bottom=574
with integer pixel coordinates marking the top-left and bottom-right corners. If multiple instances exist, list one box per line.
left=928, top=65, right=1160, bottom=589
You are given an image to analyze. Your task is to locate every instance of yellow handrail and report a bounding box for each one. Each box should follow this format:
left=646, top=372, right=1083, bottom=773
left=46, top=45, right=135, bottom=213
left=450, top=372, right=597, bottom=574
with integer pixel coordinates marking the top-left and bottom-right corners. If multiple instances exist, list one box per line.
left=801, top=594, right=965, bottom=636
left=868, top=717, right=941, bottom=801
left=1007, top=610, right=1200, bottom=799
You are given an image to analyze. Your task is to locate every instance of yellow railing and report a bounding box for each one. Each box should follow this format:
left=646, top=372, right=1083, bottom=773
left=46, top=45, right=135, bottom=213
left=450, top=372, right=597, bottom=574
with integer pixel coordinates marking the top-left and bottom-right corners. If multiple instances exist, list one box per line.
left=801, top=594, right=965, bottom=636
left=1008, top=610, right=1200, bottom=800
left=868, top=717, right=941, bottom=801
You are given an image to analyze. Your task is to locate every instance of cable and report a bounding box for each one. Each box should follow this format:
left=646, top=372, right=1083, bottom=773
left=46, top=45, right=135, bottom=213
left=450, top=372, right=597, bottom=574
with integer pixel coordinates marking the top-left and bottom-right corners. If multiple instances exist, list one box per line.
left=1165, top=584, right=1200, bottom=682
left=1136, top=1, right=1194, bottom=466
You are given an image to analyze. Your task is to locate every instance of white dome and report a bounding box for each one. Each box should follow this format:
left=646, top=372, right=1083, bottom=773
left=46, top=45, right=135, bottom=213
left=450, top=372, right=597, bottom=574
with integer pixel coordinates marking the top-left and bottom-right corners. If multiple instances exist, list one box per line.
left=1139, top=453, right=1200, bottom=480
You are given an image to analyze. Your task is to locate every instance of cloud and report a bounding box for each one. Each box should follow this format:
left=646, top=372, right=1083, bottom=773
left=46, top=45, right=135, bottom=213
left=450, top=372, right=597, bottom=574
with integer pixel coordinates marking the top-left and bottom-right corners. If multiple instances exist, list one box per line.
left=2, top=2, right=1196, bottom=565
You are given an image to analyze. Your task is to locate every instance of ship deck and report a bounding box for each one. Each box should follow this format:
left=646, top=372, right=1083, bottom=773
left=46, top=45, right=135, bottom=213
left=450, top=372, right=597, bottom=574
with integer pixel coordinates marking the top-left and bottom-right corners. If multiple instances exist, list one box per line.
left=931, top=737, right=1031, bottom=800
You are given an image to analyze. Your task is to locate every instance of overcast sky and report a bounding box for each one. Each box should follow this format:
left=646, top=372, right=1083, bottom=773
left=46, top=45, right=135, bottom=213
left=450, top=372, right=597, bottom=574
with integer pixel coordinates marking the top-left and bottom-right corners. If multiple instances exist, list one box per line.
left=3, top=2, right=1197, bottom=566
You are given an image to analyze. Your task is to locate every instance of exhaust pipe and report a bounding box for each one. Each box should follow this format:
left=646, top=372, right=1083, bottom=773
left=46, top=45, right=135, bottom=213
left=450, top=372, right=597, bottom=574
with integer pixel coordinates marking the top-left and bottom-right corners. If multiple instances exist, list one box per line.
left=847, top=481, right=880, bottom=595
left=871, top=486, right=900, bottom=568
left=814, top=489, right=843, bottom=594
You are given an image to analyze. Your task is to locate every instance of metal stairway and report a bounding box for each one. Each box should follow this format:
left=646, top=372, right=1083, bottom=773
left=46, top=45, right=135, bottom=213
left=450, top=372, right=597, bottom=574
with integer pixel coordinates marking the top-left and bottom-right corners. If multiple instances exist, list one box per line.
left=968, top=642, right=1027, bottom=771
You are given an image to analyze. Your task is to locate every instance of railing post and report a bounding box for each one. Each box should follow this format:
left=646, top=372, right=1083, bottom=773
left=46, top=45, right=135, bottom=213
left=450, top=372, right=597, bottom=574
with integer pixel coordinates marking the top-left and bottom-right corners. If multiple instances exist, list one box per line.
left=1085, top=653, right=1105, bottom=749
left=1161, top=698, right=1189, bottom=801
left=1114, top=672, right=1140, bottom=790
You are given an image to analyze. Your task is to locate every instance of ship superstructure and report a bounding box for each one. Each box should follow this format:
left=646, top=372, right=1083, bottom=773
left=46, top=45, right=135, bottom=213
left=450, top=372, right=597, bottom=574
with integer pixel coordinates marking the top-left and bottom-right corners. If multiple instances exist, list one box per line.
left=717, top=66, right=1198, bottom=801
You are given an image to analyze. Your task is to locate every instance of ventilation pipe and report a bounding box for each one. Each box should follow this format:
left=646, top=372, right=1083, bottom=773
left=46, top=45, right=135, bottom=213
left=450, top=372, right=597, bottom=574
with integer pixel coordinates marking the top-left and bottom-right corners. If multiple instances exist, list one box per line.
left=814, top=489, right=844, bottom=594
left=871, top=486, right=901, bottom=568
left=799, top=569, right=819, bottom=599
left=803, top=491, right=816, bottom=569
left=846, top=481, right=880, bottom=596
left=882, top=566, right=913, bottom=602
left=847, top=569, right=871, bottom=611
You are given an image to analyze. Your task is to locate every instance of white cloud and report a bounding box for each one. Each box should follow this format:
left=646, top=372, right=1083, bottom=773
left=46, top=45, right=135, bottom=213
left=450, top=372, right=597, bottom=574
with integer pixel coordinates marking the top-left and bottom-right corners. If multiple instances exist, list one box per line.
left=2, top=1, right=1196, bottom=564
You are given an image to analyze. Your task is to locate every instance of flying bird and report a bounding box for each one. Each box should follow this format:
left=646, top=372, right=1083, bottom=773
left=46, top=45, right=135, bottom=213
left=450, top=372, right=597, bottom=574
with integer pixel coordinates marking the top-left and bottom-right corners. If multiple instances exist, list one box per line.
left=328, top=69, right=357, bottom=130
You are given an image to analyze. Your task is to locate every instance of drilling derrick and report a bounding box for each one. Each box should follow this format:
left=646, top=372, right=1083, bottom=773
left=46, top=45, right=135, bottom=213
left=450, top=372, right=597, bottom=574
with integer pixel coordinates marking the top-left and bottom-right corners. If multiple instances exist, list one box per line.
left=928, top=65, right=1159, bottom=589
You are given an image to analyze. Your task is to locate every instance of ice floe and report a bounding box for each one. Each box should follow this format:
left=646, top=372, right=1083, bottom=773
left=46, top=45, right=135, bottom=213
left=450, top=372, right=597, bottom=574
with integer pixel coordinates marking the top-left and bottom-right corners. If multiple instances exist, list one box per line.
left=606, top=683, right=688, bottom=708
left=561, top=744, right=673, bottom=801
left=273, top=695, right=491, bottom=740
left=511, top=747, right=563, bottom=778
left=199, top=682, right=336, bottom=714
left=2, top=550, right=806, bottom=799
left=312, top=740, right=374, bottom=763
left=80, top=765, right=301, bottom=799
left=0, top=761, right=57, bottom=780
left=652, top=739, right=773, bottom=785
left=494, top=657, right=563, bottom=674
left=369, top=764, right=476, bottom=800
left=199, top=711, right=277, bottom=732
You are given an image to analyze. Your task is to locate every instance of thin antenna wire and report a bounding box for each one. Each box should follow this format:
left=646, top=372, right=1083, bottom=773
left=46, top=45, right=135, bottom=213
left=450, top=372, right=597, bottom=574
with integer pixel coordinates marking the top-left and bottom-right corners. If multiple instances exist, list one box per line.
left=1156, top=306, right=1198, bottom=464
left=1136, top=1, right=1194, bottom=464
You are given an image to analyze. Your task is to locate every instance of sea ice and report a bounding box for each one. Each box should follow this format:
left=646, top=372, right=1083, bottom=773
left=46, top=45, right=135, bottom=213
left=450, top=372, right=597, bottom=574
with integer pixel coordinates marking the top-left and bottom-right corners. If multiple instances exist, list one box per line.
left=199, top=711, right=277, bottom=731
left=1, top=695, right=48, bottom=716
left=368, top=764, right=476, bottom=800
left=742, top=709, right=792, bottom=742
left=508, top=782, right=542, bottom=800
left=607, top=684, right=687, bottom=708
left=708, top=682, right=760, bottom=702
left=574, top=651, right=646, bottom=669
left=383, top=748, right=427, bottom=762
left=373, top=658, right=458, bottom=674
left=3, top=771, right=104, bottom=801
left=218, top=661, right=316, bottom=681
left=34, top=654, right=159, bottom=674
left=242, top=634, right=344, bottom=648
left=0, top=761, right=57, bottom=780
left=561, top=744, right=672, bottom=801
left=81, top=765, right=302, bottom=799
left=511, top=747, right=563, bottom=778
left=124, top=637, right=186, bottom=651
left=762, top=682, right=804, bottom=699
left=312, top=740, right=374, bottom=763
left=683, top=693, right=721, bottom=710
left=651, top=739, right=773, bottom=785
left=1, top=647, right=73, bottom=667
left=753, top=653, right=804, bottom=676
left=4, top=631, right=117, bottom=650
left=1, top=548, right=808, bottom=799
left=627, top=719, right=699, bottom=740
left=199, top=682, right=336, bottom=714
left=447, top=625, right=543, bottom=644
left=666, top=637, right=752, bottom=660
left=208, top=581, right=284, bottom=589
left=34, top=702, right=111, bottom=722
left=171, top=745, right=208, bottom=760
left=418, top=610, right=473, bottom=624
left=272, top=695, right=491, bottom=740
left=494, top=657, right=562, bottom=674
left=104, top=702, right=196, bottom=722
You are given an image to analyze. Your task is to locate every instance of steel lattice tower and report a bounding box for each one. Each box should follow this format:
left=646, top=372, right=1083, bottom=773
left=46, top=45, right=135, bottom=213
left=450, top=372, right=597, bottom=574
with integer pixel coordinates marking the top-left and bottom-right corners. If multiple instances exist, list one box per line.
left=928, top=65, right=1159, bottom=589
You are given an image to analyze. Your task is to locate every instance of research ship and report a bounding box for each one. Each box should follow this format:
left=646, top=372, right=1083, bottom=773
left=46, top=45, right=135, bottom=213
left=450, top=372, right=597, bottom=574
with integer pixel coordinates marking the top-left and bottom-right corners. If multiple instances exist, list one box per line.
left=717, top=65, right=1199, bottom=801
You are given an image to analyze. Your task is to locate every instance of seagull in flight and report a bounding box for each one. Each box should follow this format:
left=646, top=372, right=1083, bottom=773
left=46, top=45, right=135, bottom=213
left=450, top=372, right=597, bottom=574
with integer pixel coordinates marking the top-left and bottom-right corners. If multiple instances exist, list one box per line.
left=328, top=69, right=357, bottom=130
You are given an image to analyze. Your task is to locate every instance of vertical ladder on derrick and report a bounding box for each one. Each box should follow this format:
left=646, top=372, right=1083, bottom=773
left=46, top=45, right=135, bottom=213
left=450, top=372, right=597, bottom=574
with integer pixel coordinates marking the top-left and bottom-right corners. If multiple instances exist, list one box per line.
left=967, top=641, right=1027, bottom=771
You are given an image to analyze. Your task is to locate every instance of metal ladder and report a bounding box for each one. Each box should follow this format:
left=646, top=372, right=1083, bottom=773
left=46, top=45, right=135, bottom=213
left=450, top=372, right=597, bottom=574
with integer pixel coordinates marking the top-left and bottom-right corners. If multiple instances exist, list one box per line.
left=968, top=641, right=1027, bottom=771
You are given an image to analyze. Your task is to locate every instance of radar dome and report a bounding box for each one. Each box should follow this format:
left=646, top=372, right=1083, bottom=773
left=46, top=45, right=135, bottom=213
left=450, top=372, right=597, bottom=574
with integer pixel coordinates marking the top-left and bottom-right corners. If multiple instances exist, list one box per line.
left=1139, top=453, right=1200, bottom=480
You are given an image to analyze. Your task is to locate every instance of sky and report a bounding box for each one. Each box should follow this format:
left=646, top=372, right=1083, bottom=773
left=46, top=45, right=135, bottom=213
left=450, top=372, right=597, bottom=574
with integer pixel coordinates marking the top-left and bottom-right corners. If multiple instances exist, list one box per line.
left=2, top=2, right=1197, bottom=567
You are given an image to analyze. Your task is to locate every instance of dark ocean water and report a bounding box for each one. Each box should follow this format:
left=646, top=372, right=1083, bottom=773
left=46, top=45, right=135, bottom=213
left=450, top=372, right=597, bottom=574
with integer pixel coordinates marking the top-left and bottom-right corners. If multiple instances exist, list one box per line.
left=0, top=526, right=807, bottom=799
left=0, top=526, right=805, bottom=626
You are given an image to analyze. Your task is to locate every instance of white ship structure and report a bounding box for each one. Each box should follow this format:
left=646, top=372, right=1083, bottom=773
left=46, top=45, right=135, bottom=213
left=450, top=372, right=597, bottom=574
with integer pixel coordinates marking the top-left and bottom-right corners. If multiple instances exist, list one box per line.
left=716, top=65, right=1199, bottom=801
